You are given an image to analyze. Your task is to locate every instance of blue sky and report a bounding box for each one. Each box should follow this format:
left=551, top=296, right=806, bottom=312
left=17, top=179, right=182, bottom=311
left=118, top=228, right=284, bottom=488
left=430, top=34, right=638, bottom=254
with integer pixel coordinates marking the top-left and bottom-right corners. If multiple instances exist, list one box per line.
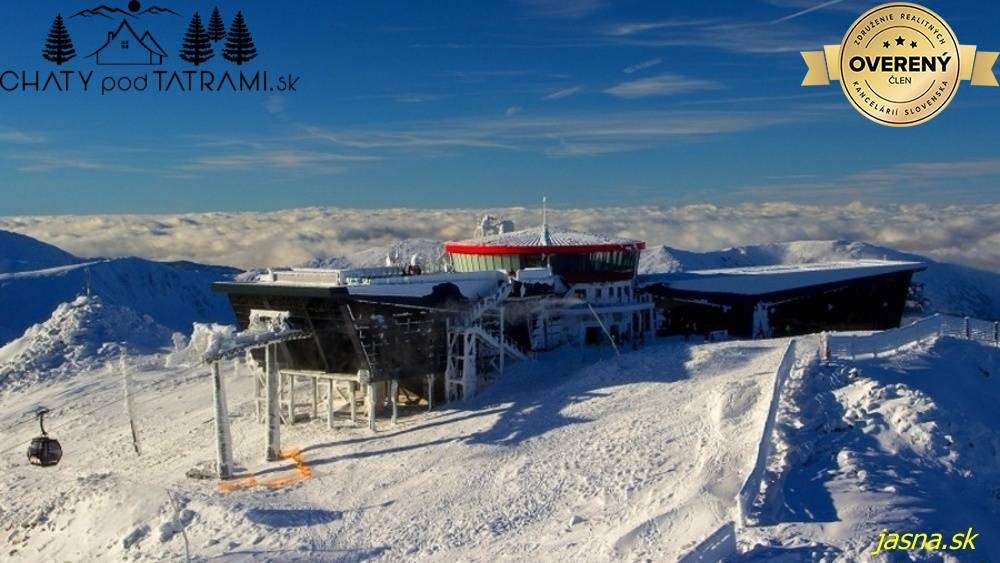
left=0, top=0, right=998, bottom=215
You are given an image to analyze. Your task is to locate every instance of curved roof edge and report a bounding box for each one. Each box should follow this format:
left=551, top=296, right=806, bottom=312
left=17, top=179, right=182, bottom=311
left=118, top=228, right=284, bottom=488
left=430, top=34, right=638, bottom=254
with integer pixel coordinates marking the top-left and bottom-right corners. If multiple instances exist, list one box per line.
left=445, top=226, right=645, bottom=255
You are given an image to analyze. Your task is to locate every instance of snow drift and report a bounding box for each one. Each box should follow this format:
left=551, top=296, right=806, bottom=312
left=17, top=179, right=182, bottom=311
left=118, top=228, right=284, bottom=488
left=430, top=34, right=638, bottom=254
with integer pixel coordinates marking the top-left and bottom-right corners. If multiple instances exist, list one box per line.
left=0, top=295, right=173, bottom=391
left=743, top=336, right=1000, bottom=559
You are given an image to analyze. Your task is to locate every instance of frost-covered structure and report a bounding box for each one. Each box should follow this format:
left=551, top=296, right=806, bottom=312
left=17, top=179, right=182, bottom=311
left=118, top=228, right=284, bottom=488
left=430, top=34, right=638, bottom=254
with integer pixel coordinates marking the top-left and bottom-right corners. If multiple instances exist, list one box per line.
left=212, top=216, right=923, bottom=402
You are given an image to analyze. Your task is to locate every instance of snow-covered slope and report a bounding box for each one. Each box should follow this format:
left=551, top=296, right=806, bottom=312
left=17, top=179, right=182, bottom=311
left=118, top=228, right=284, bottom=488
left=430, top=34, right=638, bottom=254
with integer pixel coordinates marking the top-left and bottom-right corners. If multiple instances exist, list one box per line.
left=0, top=339, right=785, bottom=562
left=0, top=229, right=79, bottom=273
left=742, top=337, right=1000, bottom=560
left=0, top=231, right=239, bottom=345
left=640, top=240, right=1000, bottom=320
left=0, top=295, right=172, bottom=391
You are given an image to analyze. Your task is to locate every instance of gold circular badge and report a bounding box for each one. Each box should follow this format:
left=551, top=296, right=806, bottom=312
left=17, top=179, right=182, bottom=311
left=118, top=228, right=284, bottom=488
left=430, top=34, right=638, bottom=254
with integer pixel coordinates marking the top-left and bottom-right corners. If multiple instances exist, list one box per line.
left=839, top=3, right=960, bottom=126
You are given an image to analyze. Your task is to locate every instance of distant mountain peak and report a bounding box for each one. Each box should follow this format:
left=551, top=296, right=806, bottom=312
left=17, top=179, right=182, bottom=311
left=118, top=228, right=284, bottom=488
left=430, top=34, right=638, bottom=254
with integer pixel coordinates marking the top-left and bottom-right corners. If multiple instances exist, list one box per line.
left=71, top=5, right=136, bottom=19
left=138, top=6, right=179, bottom=16
left=71, top=4, right=179, bottom=19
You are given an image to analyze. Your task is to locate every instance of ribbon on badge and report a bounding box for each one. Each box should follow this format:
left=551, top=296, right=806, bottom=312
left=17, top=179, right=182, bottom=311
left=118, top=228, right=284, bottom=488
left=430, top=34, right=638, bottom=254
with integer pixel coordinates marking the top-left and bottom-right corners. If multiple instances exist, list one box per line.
left=802, top=45, right=998, bottom=87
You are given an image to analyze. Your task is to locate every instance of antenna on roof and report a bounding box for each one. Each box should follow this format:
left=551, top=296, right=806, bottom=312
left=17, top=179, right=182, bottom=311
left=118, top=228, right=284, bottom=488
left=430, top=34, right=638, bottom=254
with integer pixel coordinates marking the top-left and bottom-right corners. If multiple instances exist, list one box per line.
left=540, top=196, right=552, bottom=247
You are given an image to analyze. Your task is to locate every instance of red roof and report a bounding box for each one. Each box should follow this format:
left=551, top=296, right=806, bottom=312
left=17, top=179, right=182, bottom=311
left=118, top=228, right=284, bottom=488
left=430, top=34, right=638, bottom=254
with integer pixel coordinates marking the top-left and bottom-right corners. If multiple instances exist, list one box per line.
left=445, top=225, right=645, bottom=255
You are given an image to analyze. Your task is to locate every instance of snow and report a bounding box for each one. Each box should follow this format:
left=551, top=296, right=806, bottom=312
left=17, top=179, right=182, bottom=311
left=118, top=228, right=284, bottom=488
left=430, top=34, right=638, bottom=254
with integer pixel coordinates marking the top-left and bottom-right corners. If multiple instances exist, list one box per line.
left=0, top=295, right=173, bottom=392
left=2, top=230, right=999, bottom=560
left=741, top=336, right=1000, bottom=560
left=0, top=337, right=787, bottom=562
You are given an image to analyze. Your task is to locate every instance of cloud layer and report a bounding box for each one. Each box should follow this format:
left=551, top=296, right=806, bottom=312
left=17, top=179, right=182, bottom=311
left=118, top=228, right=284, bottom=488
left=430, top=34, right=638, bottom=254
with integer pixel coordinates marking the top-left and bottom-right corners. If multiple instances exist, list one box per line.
left=1, top=203, right=997, bottom=273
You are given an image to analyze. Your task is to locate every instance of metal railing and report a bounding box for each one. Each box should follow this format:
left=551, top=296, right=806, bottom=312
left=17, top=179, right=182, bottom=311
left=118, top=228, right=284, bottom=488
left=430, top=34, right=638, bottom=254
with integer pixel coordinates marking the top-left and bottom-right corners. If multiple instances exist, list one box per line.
left=824, top=314, right=999, bottom=360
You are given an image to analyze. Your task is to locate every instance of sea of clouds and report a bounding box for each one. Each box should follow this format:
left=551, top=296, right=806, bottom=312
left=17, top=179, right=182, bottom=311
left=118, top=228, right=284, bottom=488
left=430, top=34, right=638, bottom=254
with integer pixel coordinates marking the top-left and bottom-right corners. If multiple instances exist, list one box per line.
left=1, top=203, right=997, bottom=272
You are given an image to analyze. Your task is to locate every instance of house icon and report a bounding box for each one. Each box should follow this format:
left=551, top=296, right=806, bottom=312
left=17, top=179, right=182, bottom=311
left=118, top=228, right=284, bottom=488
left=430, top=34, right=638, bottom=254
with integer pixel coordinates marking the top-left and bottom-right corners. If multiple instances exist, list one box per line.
left=87, top=19, right=166, bottom=65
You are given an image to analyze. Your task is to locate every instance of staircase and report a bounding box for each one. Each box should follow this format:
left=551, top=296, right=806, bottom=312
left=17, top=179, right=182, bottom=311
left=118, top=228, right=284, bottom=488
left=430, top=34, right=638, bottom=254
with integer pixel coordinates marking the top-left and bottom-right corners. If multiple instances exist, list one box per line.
left=445, top=281, right=528, bottom=401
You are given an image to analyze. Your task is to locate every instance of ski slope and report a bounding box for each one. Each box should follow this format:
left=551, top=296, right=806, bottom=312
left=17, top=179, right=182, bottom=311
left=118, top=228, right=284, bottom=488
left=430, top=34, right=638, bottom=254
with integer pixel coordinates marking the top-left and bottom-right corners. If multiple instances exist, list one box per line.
left=0, top=339, right=786, bottom=562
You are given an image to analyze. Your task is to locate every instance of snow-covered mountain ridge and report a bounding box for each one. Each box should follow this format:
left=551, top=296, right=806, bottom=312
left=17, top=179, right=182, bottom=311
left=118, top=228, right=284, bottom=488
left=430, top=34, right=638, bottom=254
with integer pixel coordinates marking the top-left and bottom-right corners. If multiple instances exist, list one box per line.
left=0, top=230, right=238, bottom=346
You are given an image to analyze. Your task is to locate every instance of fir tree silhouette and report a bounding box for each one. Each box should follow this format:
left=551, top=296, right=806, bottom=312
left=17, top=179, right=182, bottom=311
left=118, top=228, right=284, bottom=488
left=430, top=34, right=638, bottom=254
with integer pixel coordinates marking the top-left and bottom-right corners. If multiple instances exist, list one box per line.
left=207, top=7, right=226, bottom=42
left=179, top=12, right=214, bottom=66
left=42, top=14, right=76, bottom=66
left=222, top=11, right=257, bottom=66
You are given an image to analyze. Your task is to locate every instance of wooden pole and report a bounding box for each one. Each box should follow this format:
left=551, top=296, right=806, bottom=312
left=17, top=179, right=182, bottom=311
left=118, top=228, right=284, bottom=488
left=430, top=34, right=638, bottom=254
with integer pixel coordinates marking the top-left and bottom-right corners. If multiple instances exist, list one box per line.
left=120, top=355, right=141, bottom=456
left=211, top=361, right=234, bottom=479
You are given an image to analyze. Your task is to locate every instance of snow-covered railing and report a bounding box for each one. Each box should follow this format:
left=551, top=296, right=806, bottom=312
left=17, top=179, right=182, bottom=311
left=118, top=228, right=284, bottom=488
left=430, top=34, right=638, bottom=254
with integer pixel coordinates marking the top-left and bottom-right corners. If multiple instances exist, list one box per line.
left=736, top=339, right=797, bottom=527
left=677, top=520, right=737, bottom=563
left=824, top=314, right=999, bottom=360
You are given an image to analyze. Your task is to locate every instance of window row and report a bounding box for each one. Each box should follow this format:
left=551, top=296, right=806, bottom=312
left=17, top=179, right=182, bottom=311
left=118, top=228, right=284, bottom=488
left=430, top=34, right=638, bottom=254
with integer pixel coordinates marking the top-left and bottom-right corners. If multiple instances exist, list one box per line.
left=451, top=251, right=640, bottom=274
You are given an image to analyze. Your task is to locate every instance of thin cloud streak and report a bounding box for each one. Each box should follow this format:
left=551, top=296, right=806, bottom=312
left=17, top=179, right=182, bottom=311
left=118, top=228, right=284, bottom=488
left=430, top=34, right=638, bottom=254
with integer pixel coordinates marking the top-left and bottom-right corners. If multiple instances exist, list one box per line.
left=300, top=109, right=803, bottom=157
left=516, top=0, right=608, bottom=19
left=623, top=58, right=662, bottom=74
left=604, top=74, right=721, bottom=98
left=770, top=0, right=846, bottom=23
left=544, top=85, right=584, bottom=99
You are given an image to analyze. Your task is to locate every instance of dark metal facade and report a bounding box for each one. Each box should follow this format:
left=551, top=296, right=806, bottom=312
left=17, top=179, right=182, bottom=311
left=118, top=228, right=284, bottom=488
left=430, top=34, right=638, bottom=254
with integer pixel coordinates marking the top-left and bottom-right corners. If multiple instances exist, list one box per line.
left=642, top=270, right=917, bottom=339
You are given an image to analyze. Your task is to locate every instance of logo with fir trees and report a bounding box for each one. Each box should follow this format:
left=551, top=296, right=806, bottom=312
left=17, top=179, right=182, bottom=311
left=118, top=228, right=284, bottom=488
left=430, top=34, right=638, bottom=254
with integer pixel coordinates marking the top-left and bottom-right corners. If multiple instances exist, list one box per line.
left=43, top=14, right=77, bottom=66
left=40, top=4, right=259, bottom=68
left=179, top=7, right=258, bottom=67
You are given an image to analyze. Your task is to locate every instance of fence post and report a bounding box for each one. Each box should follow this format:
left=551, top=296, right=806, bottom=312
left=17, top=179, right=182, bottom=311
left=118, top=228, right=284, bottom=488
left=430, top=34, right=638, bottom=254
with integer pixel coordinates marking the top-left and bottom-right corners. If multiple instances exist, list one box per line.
left=964, top=317, right=971, bottom=339
left=120, top=354, right=141, bottom=456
